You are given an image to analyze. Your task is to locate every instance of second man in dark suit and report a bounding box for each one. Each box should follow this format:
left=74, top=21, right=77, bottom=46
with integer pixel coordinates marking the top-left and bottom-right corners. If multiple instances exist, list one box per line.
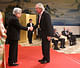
left=34, top=3, right=53, bottom=64
left=27, top=19, right=34, bottom=44
left=52, top=29, right=65, bottom=50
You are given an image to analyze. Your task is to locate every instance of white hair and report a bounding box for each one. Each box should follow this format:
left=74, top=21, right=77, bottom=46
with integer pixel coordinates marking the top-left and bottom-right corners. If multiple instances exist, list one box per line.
left=36, top=3, right=45, bottom=11
left=13, top=7, right=22, bottom=15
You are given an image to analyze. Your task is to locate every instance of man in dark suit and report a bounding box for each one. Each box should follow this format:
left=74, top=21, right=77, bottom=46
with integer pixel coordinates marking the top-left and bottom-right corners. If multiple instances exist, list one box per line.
left=7, top=8, right=33, bottom=66
left=62, top=27, right=69, bottom=39
left=27, top=19, right=34, bottom=44
left=52, top=29, right=65, bottom=50
left=68, top=32, right=76, bottom=46
left=52, top=30, right=60, bottom=50
left=62, top=27, right=76, bottom=46
left=34, top=3, right=53, bottom=64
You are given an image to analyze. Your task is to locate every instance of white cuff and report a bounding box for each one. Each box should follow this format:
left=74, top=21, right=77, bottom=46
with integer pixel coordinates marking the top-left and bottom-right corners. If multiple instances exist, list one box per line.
left=28, top=27, right=30, bottom=30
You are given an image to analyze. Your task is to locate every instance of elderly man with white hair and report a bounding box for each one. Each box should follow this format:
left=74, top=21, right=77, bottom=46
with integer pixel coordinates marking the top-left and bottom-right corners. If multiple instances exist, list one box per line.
left=7, top=7, right=33, bottom=66
left=34, top=3, right=53, bottom=64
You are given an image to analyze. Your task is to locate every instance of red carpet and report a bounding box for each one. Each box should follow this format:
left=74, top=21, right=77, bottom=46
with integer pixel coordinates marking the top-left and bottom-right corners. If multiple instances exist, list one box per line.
left=67, top=54, right=80, bottom=63
left=5, top=45, right=80, bottom=68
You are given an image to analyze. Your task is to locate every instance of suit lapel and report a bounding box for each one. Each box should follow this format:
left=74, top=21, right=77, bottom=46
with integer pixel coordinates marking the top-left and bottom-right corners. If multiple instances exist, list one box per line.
left=37, top=15, right=39, bottom=24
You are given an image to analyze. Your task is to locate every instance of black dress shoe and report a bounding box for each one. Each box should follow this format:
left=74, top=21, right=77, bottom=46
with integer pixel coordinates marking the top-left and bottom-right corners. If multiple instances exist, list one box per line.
left=63, top=46, right=65, bottom=48
left=29, top=42, right=32, bottom=44
left=54, top=47, right=60, bottom=50
left=9, top=63, right=19, bottom=66
left=38, top=59, right=44, bottom=62
left=40, top=60, right=50, bottom=64
left=60, top=46, right=63, bottom=48
left=60, top=46, right=65, bottom=48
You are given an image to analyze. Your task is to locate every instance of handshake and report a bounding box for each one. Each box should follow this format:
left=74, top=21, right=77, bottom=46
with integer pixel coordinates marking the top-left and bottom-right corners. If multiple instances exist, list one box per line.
left=29, top=26, right=34, bottom=31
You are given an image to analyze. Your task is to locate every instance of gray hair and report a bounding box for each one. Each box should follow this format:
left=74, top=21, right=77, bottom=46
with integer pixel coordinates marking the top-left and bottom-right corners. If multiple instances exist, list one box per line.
left=13, top=7, right=22, bottom=15
left=36, top=3, right=45, bottom=11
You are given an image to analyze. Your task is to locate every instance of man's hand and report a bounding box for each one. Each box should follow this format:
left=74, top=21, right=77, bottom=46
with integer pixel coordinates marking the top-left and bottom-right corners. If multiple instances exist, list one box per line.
left=29, top=27, right=33, bottom=31
left=47, top=36, right=51, bottom=41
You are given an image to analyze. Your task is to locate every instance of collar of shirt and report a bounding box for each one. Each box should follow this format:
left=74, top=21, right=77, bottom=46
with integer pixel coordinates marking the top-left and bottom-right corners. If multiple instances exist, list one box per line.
left=39, top=10, right=44, bottom=17
left=30, top=23, right=32, bottom=27
left=38, top=11, right=44, bottom=24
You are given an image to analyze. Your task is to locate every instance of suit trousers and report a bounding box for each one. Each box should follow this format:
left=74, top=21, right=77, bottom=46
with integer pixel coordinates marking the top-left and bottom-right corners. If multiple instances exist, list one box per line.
left=52, top=39, right=58, bottom=48
left=8, top=40, right=18, bottom=64
left=28, top=31, right=33, bottom=43
left=42, top=37, right=50, bottom=62
left=59, top=38, right=65, bottom=47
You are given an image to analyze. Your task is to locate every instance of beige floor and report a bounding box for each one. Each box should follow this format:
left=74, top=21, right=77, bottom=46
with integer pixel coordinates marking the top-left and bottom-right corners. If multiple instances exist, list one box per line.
left=56, top=38, right=80, bottom=54
left=19, top=38, right=80, bottom=54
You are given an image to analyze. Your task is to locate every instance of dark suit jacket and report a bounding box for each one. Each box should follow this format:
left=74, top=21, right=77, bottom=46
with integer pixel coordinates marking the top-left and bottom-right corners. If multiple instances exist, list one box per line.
left=53, top=32, right=60, bottom=39
left=7, top=15, right=28, bottom=40
left=34, top=11, right=53, bottom=38
left=62, top=30, right=69, bottom=36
